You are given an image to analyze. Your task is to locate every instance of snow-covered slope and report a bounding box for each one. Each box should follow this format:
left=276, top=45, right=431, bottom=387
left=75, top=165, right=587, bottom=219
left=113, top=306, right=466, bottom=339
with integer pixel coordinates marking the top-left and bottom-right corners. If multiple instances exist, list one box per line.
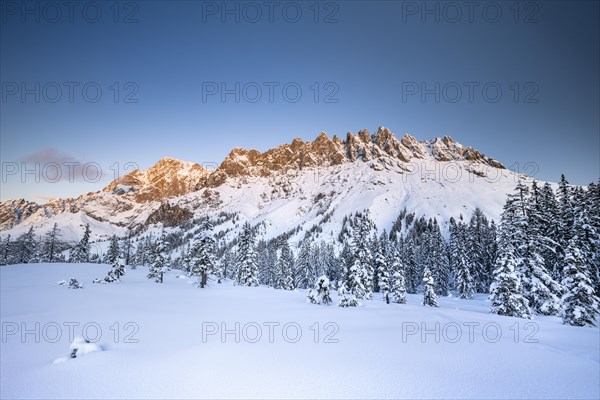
left=0, top=127, right=531, bottom=243
left=1, top=263, right=598, bottom=399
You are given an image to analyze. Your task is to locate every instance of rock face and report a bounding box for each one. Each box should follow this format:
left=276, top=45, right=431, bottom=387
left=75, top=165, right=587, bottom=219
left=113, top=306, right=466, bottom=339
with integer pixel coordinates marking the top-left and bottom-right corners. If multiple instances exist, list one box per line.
left=0, top=127, right=507, bottom=234
left=206, top=127, right=504, bottom=187
left=145, top=203, right=193, bottom=227
left=103, top=157, right=208, bottom=203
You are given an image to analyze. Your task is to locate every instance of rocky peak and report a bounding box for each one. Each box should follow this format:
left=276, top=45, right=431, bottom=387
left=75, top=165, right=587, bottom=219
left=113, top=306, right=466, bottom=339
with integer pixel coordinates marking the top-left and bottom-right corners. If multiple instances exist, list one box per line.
left=204, top=127, right=505, bottom=186
left=103, top=157, right=208, bottom=203
left=357, top=129, right=371, bottom=143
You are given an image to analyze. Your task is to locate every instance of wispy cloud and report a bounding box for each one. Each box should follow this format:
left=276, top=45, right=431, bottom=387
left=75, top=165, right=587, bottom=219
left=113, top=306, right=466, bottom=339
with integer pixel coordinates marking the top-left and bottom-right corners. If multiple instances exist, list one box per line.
left=17, top=148, right=108, bottom=183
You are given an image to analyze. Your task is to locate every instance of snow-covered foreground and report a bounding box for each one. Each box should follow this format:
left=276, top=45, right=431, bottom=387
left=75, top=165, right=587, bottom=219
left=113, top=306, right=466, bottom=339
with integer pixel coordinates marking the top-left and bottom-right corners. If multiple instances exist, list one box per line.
left=1, top=263, right=599, bottom=399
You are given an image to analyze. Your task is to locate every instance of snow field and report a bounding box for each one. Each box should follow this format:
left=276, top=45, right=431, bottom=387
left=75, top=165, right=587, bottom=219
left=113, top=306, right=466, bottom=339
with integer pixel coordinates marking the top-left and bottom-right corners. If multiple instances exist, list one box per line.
left=1, top=263, right=598, bottom=399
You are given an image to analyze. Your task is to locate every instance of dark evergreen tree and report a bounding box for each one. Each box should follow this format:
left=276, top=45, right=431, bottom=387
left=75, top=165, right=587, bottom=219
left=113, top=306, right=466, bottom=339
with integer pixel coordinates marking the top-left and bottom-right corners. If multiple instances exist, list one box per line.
left=42, top=223, right=61, bottom=262
left=451, top=220, right=474, bottom=298
left=422, top=267, right=438, bottom=307
left=320, top=242, right=339, bottom=288
left=104, top=235, right=125, bottom=282
left=561, top=238, right=599, bottom=326
left=70, top=224, right=91, bottom=263
left=519, top=239, right=562, bottom=315
left=235, top=222, right=259, bottom=286
left=338, top=281, right=358, bottom=307
left=430, top=219, right=450, bottom=296
left=148, top=231, right=170, bottom=283
left=350, top=216, right=373, bottom=299
left=389, top=240, right=406, bottom=304
left=0, top=234, right=11, bottom=266
left=274, top=239, right=294, bottom=290
left=489, top=243, right=532, bottom=319
left=403, top=234, right=419, bottom=294
left=295, top=240, right=316, bottom=289
left=307, top=275, right=332, bottom=305
left=17, top=226, right=37, bottom=264
left=374, top=233, right=388, bottom=298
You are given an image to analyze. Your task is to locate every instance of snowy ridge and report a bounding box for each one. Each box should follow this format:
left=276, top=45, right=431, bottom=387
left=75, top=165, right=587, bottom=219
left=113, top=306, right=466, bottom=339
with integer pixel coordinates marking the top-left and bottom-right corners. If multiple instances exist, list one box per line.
left=0, top=127, right=527, bottom=243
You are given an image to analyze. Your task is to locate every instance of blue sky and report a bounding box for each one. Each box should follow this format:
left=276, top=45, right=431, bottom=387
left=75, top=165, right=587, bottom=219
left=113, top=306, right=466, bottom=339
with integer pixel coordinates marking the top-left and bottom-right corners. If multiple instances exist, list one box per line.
left=1, top=0, right=598, bottom=202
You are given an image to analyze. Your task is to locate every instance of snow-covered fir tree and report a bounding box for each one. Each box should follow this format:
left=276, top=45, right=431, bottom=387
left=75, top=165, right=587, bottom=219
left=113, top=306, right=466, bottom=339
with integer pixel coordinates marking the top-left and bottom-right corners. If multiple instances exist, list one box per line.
left=351, top=216, right=374, bottom=299
left=376, top=234, right=392, bottom=304
left=219, top=248, right=236, bottom=280
left=489, top=243, right=532, bottom=319
left=190, top=225, right=218, bottom=288
left=422, top=267, right=438, bottom=307
left=430, top=220, right=450, bottom=296
left=135, top=236, right=153, bottom=268
left=307, top=275, right=332, bottom=305
left=319, top=242, right=339, bottom=288
left=389, top=243, right=406, bottom=304
left=181, top=242, right=193, bottom=276
left=235, top=222, right=259, bottom=286
left=337, top=281, right=358, bottom=307
left=450, top=220, right=474, bottom=299
left=519, top=239, right=562, bottom=315
left=274, top=239, right=294, bottom=290
left=0, top=235, right=11, bottom=265
left=561, top=238, right=599, bottom=326
left=467, top=208, right=496, bottom=292
left=403, top=234, right=419, bottom=294
left=70, top=224, right=91, bottom=263
left=17, top=226, right=37, bottom=264
left=502, top=182, right=563, bottom=315
left=104, top=235, right=125, bottom=283
left=257, top=239, right=275, bottom=287
left=295, top=240, right=316, bottom=289
left=42, top=223, right=61, bottom=263
left=378, top=260, right=391, bottom=304
left=148, top=231, right=170, bottom=283
left=122, top=230, right=133, bottom=266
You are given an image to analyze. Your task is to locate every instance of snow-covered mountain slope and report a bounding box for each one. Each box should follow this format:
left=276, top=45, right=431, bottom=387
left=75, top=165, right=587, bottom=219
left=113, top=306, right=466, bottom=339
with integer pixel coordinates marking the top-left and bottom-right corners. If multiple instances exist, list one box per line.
left=0, top=127, right=531, bottom=243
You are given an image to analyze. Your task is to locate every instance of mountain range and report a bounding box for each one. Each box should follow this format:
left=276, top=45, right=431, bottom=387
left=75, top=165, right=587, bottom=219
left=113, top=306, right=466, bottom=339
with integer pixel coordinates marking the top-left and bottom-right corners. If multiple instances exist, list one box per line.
left=0, top=127, right=530, bottom=244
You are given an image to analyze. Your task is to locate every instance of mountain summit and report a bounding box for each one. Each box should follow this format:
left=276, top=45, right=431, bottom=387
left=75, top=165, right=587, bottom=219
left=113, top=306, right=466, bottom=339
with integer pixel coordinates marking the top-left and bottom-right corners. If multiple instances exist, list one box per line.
left=103, top=157, right=208, bottom=202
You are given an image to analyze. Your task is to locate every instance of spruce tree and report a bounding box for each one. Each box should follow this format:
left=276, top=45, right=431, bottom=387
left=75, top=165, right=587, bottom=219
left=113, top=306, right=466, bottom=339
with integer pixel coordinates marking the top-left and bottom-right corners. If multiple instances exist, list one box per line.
left=148, top=231, right=170, bottom=283
left=405, top=234, right=419, bottom=294
left=181, top=243, right=194, bottom=276
left=378, top=256, right=391, bottom=304
left=489, top=244, right=532, bottom=319
left=295, top=240, right=315, bottom=289
left=451, top=221, right=474, bottom=299
left=519, top=239, right=562, bottom=315
left=561, top=239, right=599, bottom=326
left=42, top=223, right=61, bottom=262
left=430, top=220, right=450, bottom=296
left=352, top=217, right=374, bottom=299
left=0, top=235, right=11, bottom=266
left=455, top=252, right=474, bottom=299
left=70, top=224, right=91, bottom=263
left=373, top=233, right=387, bottom=294
left=390, top=244, right=407, bottom=304
left=104, top=235, right=125, bottom=283
left=422, top=267, right=438, bottom=307
left=320, top=242, right=339, bottom=288
left=275, top=239, right=294, bottom=290
left=235, top=222, right=259, bottom=286
left=538, top=182, right=562, bottom=277
left=338, top=281, right=358, bottom=307
left=17, top=226, right=37, bottom=264
left=308, top=275, right=332, bottom=305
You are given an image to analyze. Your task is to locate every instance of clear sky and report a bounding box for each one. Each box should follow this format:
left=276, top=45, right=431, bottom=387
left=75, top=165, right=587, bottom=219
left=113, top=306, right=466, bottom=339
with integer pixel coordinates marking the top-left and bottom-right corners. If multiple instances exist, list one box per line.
left=1, top=0, right=598, bottom=202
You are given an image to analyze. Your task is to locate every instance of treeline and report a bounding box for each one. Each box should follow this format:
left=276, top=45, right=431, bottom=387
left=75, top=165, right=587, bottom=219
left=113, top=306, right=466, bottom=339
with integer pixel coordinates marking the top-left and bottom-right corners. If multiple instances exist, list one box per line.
left=1, top=175, right=598, bottom=326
